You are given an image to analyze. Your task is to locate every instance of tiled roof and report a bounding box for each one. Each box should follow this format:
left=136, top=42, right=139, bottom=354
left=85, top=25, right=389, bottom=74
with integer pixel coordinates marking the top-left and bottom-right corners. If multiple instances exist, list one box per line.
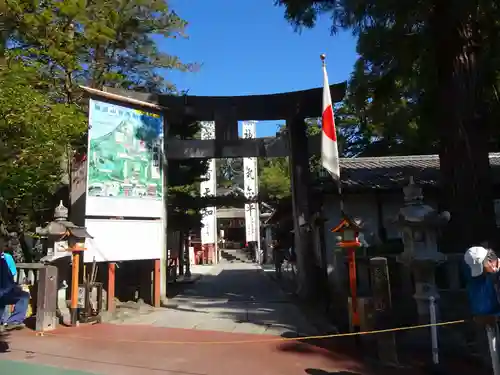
left=318, top=153, right=500, bottom=190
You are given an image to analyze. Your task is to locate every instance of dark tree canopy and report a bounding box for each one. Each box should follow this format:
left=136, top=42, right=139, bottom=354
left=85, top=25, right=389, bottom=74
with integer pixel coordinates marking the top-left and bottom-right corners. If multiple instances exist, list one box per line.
left=276, top=0, right=500, bottom=250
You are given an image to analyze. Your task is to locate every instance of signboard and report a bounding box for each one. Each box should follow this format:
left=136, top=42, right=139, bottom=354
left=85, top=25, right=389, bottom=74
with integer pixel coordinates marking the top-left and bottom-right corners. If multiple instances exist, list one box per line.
left=86, top=99, right=164, bottom=218
left=242, top=121, right=260, bottom=244
left=84, top=219, right=163, bottom=262
left=200, top=121, right=217, bottom=246
left=77, top=286, right=86, bottom=308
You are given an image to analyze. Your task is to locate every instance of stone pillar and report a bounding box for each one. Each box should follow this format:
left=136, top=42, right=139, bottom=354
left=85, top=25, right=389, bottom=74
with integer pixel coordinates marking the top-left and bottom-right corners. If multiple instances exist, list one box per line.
left=370, top=257, right=398, bottom=364
left=287, top=113, right=316, bottom=300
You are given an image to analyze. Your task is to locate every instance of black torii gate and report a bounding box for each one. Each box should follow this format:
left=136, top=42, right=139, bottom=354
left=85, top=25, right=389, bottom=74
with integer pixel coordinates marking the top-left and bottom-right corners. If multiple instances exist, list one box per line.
left=79, top=82, right=346, bottom=301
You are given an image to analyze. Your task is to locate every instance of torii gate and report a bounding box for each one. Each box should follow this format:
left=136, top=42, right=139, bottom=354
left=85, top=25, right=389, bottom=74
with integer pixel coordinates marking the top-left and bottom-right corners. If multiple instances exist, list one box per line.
left=74, top=83, right=346, bottom=304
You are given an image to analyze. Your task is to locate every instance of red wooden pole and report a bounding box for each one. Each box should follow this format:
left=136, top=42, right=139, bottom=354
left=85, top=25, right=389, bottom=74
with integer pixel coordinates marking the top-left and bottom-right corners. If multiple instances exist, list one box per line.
left=70, top=251, right=80, bottom=326
left=348, top=247, right=360, bottom=329
left=107, top=263, right=116, bottom=312
left=153, top=259, right=161, bottom=307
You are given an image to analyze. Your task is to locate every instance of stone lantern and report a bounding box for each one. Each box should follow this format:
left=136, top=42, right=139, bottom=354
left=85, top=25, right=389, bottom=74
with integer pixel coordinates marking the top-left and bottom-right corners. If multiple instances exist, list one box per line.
left=396, top=177, right=450, bottom=323
left=37, top=201, right=92, bottom=261
left=36, top=201, right=93, bottom=325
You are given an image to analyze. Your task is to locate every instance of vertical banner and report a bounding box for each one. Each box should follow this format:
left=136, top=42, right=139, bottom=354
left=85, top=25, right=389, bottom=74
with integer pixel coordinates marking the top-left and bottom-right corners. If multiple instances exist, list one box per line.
left=86, top=99, right=163, bottom=218
left=200, top=121, right=218, bottom=264
left=242, top=121, right=260, bottom=249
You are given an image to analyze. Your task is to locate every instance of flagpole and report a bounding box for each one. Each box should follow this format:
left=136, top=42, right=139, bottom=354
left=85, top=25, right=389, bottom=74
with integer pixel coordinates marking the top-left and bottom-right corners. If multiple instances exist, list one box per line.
left=320, top=54, right=344, bottom=215
left=321, top=54, right=362, bottom=344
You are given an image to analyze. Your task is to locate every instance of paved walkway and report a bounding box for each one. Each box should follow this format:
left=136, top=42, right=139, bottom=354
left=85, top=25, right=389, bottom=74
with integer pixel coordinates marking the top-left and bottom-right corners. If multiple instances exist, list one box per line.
left=105, top=261, right=316, bottom=336
left=0, top=323, right=424, bottom=375
left=0, top=261, right=404, bottom=374
left=0, top=260, right=481, bottom=374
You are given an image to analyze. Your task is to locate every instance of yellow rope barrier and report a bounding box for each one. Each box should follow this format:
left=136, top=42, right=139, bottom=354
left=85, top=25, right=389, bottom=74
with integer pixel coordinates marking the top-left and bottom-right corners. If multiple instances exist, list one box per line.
left=34, top=319, right=466, bottom=345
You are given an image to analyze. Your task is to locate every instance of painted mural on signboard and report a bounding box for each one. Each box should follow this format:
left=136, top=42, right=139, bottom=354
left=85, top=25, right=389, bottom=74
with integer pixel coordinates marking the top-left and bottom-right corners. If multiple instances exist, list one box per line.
left=87, top=99, right=163, bottom=200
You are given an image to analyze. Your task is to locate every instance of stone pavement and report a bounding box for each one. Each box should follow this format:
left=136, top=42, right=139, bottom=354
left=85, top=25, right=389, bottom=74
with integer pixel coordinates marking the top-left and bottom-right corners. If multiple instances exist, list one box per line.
left=0, top=323, right=424, bottom=375
left=104, top=261, right=317, bottom=336
left=0, top=260, right=486, bottom=374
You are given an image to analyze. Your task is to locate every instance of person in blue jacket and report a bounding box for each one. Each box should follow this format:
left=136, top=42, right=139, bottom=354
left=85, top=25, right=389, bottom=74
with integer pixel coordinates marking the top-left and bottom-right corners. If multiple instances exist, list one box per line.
left=464, top=245, right=500, bottom=317
left=0, top=250, right=29, bottom=331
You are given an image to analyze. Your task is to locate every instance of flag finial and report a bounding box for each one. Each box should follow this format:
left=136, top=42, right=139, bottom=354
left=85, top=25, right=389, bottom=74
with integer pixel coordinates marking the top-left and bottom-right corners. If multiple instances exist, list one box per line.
left=320, top=54, right=326, bottom=66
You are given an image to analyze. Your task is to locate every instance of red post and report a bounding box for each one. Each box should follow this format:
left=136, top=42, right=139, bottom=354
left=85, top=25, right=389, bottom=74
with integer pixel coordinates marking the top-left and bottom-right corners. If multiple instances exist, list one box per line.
left=107, top=263, right=116, bottom=312
left=348, top=247, right=360, bottom=329
left=70, top=251, right=80, bottom=326
left=153, top=259, right=161, bottom=307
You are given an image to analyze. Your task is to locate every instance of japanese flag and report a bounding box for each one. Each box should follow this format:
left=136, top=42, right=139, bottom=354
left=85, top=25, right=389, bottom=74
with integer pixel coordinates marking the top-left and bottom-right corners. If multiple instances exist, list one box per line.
left=321, top=63, right=340, bottom=180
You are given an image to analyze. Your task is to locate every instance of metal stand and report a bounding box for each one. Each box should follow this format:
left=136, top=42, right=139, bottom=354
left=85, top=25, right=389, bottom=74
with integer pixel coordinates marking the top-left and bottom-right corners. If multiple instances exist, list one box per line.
left=78, top=282, right=103, bottom=324
left=429, top=296, right=439, bottom=365
left=486, top=323, right=500, bottom=375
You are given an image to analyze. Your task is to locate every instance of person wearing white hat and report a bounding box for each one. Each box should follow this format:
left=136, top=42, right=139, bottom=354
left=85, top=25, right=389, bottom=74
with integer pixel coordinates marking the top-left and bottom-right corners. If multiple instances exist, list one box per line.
left=464, top=246, right=499, bottom=278
left=464, top=244, right=500, bottom=317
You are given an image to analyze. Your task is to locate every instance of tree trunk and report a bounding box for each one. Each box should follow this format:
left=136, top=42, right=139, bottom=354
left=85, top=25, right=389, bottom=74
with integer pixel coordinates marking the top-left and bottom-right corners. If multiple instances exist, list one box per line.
left=431, top=1, right=496, bottom=251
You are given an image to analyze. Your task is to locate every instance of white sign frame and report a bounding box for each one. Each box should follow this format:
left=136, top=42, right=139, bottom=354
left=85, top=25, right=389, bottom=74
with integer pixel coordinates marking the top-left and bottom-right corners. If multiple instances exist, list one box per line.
left=84, top=219, right=163, bottom=262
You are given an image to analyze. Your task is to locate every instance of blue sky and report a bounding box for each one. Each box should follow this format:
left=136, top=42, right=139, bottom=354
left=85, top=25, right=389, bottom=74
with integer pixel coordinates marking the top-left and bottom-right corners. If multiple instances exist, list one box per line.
left=160, top=0, right=358, bottom=137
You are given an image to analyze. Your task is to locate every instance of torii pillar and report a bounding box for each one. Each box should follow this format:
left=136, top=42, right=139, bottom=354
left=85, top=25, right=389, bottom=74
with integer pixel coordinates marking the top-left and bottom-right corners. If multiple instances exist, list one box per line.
left=287, top=110, right=317, bottom=300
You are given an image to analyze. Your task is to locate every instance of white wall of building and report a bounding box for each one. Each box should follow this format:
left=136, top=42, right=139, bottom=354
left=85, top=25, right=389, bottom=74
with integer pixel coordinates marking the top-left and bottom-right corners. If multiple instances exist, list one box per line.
left=321, top=191, right=439, bottom=252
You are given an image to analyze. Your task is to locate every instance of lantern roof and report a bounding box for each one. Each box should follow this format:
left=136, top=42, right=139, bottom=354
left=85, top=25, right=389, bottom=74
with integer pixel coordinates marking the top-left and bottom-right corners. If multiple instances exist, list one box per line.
left=398, top=177, right=451, bottom=226
left=331, top=213, right=363, bottom=233
left=36, top=220, right=93, bottom=240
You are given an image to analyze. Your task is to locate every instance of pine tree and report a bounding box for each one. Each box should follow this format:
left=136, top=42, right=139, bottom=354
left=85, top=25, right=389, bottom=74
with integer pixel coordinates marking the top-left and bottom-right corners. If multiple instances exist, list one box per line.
left=276, top=0, right=500, bottom=249
left=167, top=114, right=208, bottom=232
left=4, top=0, right=205, bottom=234
left=5, top=0, right=196, bottom=100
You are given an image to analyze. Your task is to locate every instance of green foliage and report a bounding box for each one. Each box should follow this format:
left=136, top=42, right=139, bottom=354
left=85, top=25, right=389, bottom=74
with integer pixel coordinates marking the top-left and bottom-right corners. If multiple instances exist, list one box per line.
left=0, top=62, right=86, bottom=229
left=1, top=0, right=199, bottom=234
left=259, top=119, right=322, bottom=201
left=259, top=112, right=362, bottom=202
left=5, top=0, right=196, bottom=100
left=259, top=157, right=290, bottom=201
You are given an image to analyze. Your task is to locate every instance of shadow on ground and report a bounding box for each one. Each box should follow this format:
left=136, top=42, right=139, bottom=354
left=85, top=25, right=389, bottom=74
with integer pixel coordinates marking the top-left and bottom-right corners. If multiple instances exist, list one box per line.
left=0, top=331, right=9, bottom=353
left=278, top=331, right=370, bottom=370
left=305, top=369, right=361, bottom=375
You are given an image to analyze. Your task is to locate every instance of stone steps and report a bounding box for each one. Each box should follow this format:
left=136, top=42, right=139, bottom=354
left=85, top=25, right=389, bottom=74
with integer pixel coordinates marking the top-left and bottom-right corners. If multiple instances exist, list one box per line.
left=220, top=249, right=253, bottom=263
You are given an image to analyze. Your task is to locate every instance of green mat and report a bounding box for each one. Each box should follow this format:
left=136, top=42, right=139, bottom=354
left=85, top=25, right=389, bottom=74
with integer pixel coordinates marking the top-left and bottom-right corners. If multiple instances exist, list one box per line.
left=0, top=360, right=97, bottom=374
